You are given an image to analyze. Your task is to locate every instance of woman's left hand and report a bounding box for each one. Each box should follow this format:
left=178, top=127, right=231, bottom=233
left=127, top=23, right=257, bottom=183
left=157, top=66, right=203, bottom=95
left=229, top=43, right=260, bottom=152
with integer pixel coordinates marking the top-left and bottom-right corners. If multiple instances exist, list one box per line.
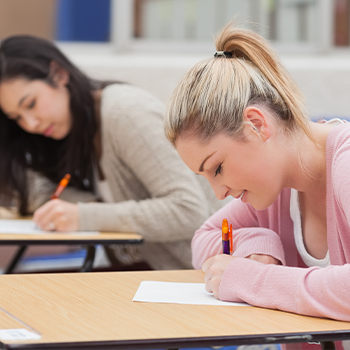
left=33, top=199, right=79, bottom=232
left=202, top=254, right=235, bottom=299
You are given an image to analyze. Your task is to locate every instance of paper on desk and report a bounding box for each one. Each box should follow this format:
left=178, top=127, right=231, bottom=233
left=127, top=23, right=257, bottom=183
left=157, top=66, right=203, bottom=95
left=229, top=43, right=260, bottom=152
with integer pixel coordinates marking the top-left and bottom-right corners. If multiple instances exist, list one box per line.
left=0, top=329, right=41, bottom=340
left=133, top=281, right=250, bottom=306
left=0, top=220, right=99, bottom=235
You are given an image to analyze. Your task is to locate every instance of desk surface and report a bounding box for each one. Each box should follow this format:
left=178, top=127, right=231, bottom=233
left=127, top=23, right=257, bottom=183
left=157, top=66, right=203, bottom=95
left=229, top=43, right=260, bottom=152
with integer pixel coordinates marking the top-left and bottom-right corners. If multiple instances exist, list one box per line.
left=0, top=218, right=143, bottom=245
left=0, top=270, right=349, bottom=349
left=0, top=231, right=143, bottom=245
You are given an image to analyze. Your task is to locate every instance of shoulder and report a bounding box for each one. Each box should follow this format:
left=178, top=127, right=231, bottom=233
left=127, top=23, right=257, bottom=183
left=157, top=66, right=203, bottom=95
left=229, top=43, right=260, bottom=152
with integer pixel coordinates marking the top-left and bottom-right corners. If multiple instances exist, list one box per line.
left=327, top=124, right=350, bottom=202
left=327, top=123, right=350, bottom=177
left=100, top=84, right=166, bottom=137
left=101, top=83, right=165, bottom=120
left=327, top=123, right=350, bottom=160
left=99, top=84, right=170, bottom=154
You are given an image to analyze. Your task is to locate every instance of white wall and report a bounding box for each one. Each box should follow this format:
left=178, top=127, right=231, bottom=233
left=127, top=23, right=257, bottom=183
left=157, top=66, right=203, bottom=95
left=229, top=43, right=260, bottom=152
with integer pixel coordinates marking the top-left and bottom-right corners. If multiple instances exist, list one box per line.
left=59, top=43, right=350, bottom=119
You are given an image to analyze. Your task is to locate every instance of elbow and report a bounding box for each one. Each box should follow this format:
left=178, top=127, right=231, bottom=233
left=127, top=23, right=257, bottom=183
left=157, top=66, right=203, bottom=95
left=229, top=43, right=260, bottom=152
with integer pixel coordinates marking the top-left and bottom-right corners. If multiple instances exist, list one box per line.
left=191, top=229, right=206, bottom=269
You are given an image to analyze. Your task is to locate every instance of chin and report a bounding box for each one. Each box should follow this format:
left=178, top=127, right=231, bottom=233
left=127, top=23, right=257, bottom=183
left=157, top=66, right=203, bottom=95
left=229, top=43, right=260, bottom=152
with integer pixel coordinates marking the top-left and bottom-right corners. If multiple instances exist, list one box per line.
left=52, top=130, right=70, bottom=140
left=51, top=134, right=63, bottom=140
left=249, top=197, right=278, bottom=211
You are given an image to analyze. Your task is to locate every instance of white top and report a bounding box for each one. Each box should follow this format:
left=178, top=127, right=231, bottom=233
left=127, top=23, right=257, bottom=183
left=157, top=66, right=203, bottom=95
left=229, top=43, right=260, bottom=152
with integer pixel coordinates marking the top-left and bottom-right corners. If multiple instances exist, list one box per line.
left=290, top=188, right=330, bottom=268
left=290, top=118, right=347, bottom=268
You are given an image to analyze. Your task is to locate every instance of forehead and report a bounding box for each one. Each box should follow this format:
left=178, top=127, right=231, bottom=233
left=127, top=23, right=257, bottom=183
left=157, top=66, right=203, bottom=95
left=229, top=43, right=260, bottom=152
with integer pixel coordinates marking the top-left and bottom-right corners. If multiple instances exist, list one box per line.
left=0, top=78, right=42, bottom=109
left=176, top=133, right=231, bottom=170
left=0, top=77, right=34, bottom=94
left=0, top=77, right=30, bottom=97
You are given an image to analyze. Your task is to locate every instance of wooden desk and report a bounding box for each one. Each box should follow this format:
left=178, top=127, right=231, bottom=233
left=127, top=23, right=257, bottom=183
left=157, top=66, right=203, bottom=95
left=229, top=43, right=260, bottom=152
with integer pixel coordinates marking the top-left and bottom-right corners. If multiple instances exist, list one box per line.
left=0, top=270, right=348, bottom=350
left=0, top=230, right=143, bottom=273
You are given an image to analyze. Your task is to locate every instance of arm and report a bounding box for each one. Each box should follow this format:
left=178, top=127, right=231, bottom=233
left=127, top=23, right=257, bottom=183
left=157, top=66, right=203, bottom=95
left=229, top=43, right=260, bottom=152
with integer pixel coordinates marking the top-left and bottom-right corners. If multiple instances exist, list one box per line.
left=78, top=85, right=216, bottom=240
left=24, top=170, right=93, bottom=212
left=30, top=171, right=97, bottom=231
left=27, top=170, right=96, bottom=213
left=220, top=259, right=350, bottom=321
left=192, top=199, right=286, bottom=269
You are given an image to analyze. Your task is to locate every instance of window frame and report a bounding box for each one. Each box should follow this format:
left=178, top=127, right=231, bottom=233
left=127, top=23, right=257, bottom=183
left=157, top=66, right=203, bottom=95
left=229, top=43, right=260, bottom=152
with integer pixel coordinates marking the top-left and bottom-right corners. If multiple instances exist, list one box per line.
left=110, top=0, right=334, bottom=54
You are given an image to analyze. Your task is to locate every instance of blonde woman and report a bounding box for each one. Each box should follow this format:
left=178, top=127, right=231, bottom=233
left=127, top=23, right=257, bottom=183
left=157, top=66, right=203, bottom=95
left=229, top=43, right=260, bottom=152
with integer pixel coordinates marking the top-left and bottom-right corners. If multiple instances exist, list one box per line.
left=165, top=23, right=350, bottom=322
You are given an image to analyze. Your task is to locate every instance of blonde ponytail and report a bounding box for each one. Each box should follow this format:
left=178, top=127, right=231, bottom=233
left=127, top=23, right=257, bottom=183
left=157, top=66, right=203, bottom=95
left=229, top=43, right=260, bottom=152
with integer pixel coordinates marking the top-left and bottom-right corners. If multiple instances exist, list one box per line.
left=164, top=23, right=313, bottom=145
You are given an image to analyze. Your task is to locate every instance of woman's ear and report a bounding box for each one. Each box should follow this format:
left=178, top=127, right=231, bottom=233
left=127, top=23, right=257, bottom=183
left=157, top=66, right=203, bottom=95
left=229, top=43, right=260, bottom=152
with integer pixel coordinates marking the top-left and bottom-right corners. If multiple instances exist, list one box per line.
left=49, top=61, right=70, bottom=86
left=243, top=106, right=271, bottom=142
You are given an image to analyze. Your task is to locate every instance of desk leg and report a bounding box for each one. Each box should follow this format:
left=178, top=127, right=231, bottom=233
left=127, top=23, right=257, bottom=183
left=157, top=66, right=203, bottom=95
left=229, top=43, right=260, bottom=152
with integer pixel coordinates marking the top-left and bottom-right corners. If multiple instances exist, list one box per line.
left=4, top=246, right=27, bottom=274
left=80, top=245, right=96, bottom=272
left=321, top=341, right=336, bottom=350
left=103, top=245, right=123, bottom=268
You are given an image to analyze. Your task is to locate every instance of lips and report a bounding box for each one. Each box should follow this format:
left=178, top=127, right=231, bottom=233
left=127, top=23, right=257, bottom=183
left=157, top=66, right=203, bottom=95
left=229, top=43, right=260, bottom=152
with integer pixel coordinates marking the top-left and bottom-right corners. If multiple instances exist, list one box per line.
left=43, top=124, right=54, bottom=137
left=235, top=190, right=246, bottom=201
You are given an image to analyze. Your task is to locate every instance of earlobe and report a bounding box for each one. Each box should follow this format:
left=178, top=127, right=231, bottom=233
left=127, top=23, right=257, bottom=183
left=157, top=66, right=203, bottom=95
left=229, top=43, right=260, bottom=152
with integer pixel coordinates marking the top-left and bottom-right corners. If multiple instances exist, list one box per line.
left=49, top=61, right=70, bottom=86
left=243, top=107, right=270, bottom=142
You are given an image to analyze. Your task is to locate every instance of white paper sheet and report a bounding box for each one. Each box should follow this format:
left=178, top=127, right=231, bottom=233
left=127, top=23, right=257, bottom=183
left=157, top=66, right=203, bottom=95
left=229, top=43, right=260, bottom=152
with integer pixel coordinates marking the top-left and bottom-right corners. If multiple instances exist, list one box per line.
left=0, top=329, right=41, bottom=340
left=133, top=281, right=250, bottom=306
left=0, top=220, right=99, bottom=235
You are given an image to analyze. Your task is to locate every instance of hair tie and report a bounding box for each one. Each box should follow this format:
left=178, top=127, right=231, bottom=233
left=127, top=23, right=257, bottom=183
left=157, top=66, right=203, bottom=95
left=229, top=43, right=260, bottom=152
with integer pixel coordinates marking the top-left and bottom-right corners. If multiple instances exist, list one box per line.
left=214, top=51, right=232, bottom=58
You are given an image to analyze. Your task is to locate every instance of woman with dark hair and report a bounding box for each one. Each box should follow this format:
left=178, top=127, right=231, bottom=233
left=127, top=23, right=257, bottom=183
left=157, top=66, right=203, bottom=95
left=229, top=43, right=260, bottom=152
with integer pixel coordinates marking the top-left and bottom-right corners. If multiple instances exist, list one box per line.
left=0, top=35, right=226, bottom=269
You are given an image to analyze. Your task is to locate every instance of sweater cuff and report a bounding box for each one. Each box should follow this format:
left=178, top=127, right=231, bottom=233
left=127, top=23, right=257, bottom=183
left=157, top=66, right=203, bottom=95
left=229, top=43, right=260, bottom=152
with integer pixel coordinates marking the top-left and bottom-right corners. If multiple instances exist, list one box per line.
left=233, top=232, right=286, bottom=266
left=77, top=202, right=101, bottom=231
left=219, top=258, right=300, bottom=312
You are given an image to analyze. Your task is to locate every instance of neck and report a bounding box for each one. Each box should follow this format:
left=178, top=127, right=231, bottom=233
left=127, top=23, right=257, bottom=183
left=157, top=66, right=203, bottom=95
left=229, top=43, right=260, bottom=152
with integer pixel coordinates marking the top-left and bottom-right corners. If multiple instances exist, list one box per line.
left=285, top=121, right=334, bottom=197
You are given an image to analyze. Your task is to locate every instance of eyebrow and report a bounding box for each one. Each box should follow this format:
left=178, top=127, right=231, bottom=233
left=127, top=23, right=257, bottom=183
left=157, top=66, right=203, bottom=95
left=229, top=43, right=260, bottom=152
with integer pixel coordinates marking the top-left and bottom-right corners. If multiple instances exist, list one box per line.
left=198, top=152, right=216, bottom=172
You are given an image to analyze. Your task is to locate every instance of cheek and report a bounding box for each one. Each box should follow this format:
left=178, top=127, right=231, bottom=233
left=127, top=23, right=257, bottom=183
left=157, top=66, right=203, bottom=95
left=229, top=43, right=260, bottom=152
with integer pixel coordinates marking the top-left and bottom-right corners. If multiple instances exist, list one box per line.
left=43, top=88, right=70, bottom=115
left=56, top=92, right=70, bottom=117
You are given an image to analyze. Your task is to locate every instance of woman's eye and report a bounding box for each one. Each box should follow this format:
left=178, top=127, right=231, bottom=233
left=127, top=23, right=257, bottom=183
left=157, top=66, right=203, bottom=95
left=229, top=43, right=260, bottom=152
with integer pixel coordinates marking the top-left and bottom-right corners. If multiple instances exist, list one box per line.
left=28, top=100, right=36, bottom=109
left=214, top=163, right=222, bottom=177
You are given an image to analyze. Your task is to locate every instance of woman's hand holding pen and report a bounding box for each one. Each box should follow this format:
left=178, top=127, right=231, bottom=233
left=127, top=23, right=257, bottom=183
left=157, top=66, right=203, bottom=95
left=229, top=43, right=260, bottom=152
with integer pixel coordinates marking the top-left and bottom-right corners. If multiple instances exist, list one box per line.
left=202, top=254, right=234, bottom=299
left=33, top=199, right=79, bottom=232
left=202, top=253, right=280, bottom=300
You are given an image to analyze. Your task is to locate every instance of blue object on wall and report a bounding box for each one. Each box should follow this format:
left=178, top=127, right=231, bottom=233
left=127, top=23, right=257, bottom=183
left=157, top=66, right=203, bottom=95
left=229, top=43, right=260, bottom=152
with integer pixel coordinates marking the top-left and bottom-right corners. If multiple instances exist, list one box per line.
left=56, top=0, right=111, bottom=42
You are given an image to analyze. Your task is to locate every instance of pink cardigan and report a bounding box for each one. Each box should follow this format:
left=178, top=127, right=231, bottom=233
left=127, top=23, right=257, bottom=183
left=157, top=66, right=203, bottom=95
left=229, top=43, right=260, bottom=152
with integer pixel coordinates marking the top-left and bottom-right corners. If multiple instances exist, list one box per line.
left=192, top=123, right=350, bottom=321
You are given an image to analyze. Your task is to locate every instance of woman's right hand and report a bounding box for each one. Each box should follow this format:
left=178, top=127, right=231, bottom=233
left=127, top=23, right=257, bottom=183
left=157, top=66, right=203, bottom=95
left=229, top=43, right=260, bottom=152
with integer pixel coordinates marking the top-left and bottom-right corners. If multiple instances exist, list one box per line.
left=202, top=254, right=236, bottom=299
left=33, top=199, right=79, bottom=232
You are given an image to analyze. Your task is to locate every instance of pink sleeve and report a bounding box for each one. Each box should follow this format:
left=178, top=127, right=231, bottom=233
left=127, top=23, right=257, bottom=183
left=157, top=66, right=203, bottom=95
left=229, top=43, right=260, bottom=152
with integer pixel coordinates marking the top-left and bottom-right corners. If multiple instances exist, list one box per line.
left=333, top=142, right=350, bottom=229
left=220, top=258, right=350, bottom=321
left=191, top=199, right=286, bottom=269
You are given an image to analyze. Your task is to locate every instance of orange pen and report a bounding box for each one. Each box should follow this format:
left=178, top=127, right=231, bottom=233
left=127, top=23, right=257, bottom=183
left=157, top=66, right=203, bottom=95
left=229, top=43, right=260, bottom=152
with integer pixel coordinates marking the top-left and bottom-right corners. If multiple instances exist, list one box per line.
left=222, top=218, right=230, bottom=255
left=51, top=174, right=71, bottom=199
left=229, top=224, right=233, bottom=254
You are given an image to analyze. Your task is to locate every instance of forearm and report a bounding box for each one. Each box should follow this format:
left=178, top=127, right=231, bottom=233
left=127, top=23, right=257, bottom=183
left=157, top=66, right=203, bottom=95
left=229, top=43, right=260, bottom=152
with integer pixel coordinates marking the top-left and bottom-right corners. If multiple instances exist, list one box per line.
left=78, top=196, right=211, bottom=241
left=192, top=227, right=285, bottom=269
left=220, top=258, right=350, bottom=321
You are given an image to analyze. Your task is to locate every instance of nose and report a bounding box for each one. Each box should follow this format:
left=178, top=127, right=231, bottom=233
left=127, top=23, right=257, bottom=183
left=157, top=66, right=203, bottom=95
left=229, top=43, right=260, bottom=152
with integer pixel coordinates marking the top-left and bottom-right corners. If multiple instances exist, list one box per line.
left=22, top=113, right=40, bottom=133
left=208, top=178, right=230, bottom=200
